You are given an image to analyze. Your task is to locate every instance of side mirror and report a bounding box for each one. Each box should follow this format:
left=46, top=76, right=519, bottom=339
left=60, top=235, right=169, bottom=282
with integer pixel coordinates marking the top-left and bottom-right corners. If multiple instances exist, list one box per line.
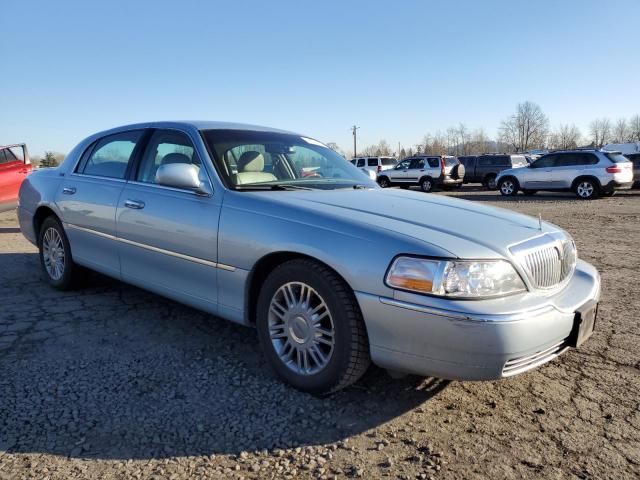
left=155, top=163, right=212, bottom=196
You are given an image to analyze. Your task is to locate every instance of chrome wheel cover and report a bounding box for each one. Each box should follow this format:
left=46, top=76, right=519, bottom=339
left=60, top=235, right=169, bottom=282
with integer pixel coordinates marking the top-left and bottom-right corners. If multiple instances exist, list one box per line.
left=268, top=282, right=335, bottom=375
left=42, top=227, right=65, bottom=280
left=577, top=182, right=594, bottom=198
left=501, top=180, right=515, bottom=195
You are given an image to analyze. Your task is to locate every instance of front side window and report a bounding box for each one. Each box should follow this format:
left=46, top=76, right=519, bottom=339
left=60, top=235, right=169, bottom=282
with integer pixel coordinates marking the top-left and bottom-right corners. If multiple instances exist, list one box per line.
left=531, top=154, right=557, bottom=168
left=357, top=158, right=365, bottom=167
left=80, top=131, right=143, bottom=179
left=397, top=159, right=411, bottom=169
left=201, top=130, right=376, bottom=189
left=136, top=130, right=201, bottom=184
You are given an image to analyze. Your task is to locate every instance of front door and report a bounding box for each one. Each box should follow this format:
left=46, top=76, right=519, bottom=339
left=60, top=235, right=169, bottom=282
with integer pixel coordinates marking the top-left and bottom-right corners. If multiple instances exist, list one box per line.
left=388, top=159, right=412, bottom=182
left=0, top=146, right=31, bottom=209
left=57, top=130, right=145, bottom=277
left=116, top=129, right=221, bottom=314
left=522, top=154, right=557, bottom=189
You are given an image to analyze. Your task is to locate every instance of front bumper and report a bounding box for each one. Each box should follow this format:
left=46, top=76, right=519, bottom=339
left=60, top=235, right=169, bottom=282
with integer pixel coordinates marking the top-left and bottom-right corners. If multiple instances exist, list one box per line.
left=356, top=259, right=600, bottom=380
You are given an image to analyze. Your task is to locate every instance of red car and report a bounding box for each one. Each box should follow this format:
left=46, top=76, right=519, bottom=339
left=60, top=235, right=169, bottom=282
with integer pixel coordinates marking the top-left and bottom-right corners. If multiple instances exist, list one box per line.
left=0, top=144, right=32, bottom=212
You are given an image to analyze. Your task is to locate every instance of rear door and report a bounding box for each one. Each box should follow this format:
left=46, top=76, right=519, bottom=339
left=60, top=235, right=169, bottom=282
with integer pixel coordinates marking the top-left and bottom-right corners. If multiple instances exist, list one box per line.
left=116, top=128, right=220, bottom=313
left=553, top=152, right=598, bottom=188
left=57, top=129, right=145, bottom=277
left=0, top=146, right=31, bottom=208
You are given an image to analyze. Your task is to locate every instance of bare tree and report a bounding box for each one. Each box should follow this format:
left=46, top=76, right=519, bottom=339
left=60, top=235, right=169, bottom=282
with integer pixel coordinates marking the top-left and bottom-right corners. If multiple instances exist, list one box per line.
left=548, top=124, right=582, bottom=150
left=589, top=118, right=611, bottom=147
left=470, top=128, right=490, bottom=153
left=498, top=101, right=549, bottom=152
left=612, top=118, right=629, bottom=143
left=360, top=139, right=393, bottom=157
left=325, top=142, right=346, bottom=158
left=628, top=114, right=640, bottom=142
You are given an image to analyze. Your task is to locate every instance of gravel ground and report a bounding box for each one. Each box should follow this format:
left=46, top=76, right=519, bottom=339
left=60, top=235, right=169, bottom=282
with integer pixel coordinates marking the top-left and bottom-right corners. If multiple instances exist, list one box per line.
left=1, top=187, right=639, bottom=480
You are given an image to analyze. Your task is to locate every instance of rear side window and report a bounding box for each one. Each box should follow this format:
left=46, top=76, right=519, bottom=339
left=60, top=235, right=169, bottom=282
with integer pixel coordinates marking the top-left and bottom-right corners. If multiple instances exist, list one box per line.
left=409, top=158, right=425, bottom=169
left=382, top=157, right=397, bottom=166
left=79, top=131, right=143, bottom=179
left=367, top=158, right=378, bottom=167
left=606, top=152, right=632, bottom=164
left=427, top=158, right=440, bottom=168
left=356, top=158, right=365, bottom=167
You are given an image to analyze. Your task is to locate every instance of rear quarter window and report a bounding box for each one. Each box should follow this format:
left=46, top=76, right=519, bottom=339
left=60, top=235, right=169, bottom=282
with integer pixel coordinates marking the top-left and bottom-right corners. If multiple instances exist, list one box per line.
left=606, top=153, right=631, bottom=164
left=427, top=158, right=440, bottom=168
left=382, top=158, right=397, bottom=166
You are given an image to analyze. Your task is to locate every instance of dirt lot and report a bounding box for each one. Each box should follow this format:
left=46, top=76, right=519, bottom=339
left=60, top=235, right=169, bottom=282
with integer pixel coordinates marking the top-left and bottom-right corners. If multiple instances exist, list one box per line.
left=1, top=188, right=639, bottom=480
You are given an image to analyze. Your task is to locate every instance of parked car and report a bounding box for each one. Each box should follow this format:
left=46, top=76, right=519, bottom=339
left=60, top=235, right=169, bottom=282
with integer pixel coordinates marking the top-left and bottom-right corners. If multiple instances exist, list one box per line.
left=496, top=149, right=634, bottom=199
left=350, top=156, right=398, bottom=176
left=603, top=142, right=640, bottom=188
left=458, top=154, right=528, bottom=189
left=18, top=122, right=600, bottom=394
left=0, top=143, right=32, bottom=212
left=377, top=155, right=465, bottom=192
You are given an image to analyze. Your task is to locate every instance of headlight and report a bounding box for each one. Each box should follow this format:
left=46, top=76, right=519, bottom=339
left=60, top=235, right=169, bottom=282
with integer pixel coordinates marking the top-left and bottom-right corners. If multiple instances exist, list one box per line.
left=385, top=256, right=526, bottom=298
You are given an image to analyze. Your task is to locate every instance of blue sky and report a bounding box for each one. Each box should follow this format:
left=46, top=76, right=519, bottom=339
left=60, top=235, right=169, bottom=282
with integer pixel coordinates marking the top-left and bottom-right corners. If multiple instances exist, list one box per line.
left=2, top=0, right=639, bottom=156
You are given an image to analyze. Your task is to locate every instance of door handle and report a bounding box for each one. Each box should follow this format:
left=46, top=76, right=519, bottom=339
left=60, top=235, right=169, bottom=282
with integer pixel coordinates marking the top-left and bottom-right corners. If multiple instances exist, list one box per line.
left=62, top=187, right=76, bottom=195
left=124, top=199, right=145, bottom=209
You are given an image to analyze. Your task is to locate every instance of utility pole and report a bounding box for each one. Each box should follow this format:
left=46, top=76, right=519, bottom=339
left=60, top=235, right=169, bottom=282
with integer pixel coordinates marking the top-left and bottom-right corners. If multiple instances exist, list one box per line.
left=351, top=125, right=360, bottom=157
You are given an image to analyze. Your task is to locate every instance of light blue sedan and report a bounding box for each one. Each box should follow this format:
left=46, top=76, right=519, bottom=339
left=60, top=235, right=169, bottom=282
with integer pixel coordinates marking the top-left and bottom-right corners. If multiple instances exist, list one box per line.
left=18, top=121, right=600, bottom=394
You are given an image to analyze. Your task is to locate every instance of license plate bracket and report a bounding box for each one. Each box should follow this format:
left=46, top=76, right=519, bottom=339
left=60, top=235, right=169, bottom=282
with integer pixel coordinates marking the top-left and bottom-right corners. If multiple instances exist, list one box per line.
left=569, top=300, right=598, bottom=348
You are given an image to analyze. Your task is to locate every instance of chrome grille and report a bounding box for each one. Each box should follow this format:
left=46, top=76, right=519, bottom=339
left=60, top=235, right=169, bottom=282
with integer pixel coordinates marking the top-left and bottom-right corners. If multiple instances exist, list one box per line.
left=510, top=233, right=577, bottom=290
left=502, top=339, right=569, bottom=376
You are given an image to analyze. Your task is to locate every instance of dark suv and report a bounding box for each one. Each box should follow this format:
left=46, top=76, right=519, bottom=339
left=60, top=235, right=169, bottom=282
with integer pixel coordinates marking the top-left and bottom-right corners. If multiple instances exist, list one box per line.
left=458, top=154, right=528, bottom=190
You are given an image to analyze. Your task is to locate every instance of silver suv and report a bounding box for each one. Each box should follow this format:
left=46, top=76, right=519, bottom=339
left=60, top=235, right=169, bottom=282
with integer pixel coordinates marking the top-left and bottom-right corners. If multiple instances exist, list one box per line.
left=496, top=150, right=634, bottom=199
left=377, top=155, right=465, bottom=192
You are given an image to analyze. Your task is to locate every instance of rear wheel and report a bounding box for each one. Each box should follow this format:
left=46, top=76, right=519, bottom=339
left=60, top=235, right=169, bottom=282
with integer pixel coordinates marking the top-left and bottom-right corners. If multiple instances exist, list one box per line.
left=498, top=177, right=518, bottom=196
left=378, top=176, right=390, bottom=188
left=420, top=177, right=434, bottom=193
left=484, top=174, right=497, bottom=190
left=574, top=179, right=599, bottom=200
left=256, top=259, right=370, bottom=395
left=38, top=216, right=83, bottom=290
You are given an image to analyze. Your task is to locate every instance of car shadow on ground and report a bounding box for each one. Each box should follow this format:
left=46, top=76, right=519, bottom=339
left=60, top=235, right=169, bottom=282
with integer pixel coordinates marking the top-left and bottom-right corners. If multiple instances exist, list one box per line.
left=0, top=253, right=449, bottom=460
left=0, top=227, right=22, bottom=234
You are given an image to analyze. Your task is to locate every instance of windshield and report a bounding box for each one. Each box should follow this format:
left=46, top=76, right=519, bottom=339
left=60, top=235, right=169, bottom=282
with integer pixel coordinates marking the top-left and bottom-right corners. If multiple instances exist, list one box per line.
left=201, top=129, right=377, bottom=190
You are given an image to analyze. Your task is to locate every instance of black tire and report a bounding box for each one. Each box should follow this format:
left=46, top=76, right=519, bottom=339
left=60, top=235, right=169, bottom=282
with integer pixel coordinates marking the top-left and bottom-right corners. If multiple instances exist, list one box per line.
left=522, top=189, right=537, bottom=196
left=573, top=178, right=600, bottom=200
left=378, top=176, right=390, bottom=188
left=38, top=216, right=83, bottom=290
left=256, top=259, right=370, bottom=395
left=498, top=177, right=519, bottom=196
left=419, top=177, right=434, bottom=193
left=484, top=174, right=497, bottom=190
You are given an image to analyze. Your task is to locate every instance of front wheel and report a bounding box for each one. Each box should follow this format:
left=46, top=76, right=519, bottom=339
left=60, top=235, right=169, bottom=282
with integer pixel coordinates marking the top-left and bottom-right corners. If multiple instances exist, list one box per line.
left=574, top=179, right=599, bottom=200
left=498, top=177, right=518, bottom=196
left=378, top=177, right=390, bottom=188
left=38, top=216, right=83, bottom=290
left=256, top=259, right=370, bottom=395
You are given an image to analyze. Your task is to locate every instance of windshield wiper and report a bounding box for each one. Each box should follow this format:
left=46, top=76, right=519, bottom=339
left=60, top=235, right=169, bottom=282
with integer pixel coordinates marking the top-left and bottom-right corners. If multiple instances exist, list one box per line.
left=235, top=183, right=314, bottom=191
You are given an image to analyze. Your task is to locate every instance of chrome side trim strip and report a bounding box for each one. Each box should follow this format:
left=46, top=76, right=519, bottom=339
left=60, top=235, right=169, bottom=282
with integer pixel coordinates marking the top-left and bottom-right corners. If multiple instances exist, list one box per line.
left=64, top=223, right=236, bottom=271
left=378, top=296, right=555, bottom=324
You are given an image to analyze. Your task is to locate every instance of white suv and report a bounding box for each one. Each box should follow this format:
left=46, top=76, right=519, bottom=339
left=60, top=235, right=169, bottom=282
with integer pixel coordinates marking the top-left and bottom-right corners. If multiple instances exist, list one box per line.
left=377, top=155, right=465, bottom=192
left=496, top=149, right=634, bottom=199
left=351, top=156, right=398, bottom=176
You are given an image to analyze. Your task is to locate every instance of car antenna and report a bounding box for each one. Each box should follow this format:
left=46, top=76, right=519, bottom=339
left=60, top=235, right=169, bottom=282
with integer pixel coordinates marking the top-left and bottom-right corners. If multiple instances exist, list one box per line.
left=538, top=213, right=543, bottom=231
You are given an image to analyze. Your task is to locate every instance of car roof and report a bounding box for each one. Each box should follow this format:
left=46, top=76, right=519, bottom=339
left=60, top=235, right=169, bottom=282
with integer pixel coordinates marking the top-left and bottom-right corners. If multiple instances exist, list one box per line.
left=93, top=120, right=301, bottom=137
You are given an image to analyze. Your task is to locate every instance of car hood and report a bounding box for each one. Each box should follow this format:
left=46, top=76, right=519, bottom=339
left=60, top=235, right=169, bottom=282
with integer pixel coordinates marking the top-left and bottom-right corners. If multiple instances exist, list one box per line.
left=259, top=188, right=559, bottom=259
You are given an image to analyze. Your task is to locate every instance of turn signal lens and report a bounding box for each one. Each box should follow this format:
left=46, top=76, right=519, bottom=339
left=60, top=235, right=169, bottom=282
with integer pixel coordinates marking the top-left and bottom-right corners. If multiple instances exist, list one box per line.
left=386, top=257, right=439, bottom=294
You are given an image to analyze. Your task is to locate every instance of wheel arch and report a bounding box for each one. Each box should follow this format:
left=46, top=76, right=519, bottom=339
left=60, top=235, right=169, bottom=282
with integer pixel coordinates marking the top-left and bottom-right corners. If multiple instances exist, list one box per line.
left=571, top=175, right=601, bottom=190
left=244, top=251, right=360, bottom=326
left=33, top=205, right=60, bottom=241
